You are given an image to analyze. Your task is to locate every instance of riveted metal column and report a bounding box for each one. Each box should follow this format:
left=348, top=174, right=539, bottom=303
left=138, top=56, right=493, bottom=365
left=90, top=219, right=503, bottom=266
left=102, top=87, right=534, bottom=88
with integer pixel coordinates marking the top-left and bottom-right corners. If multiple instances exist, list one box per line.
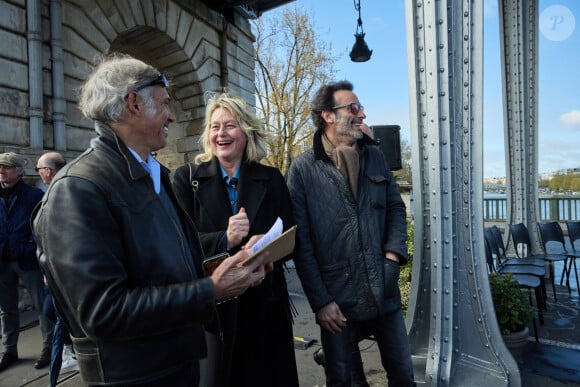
left=405, top=1, right=519, bottom=385
left=499, top=0, right=541, bottom=252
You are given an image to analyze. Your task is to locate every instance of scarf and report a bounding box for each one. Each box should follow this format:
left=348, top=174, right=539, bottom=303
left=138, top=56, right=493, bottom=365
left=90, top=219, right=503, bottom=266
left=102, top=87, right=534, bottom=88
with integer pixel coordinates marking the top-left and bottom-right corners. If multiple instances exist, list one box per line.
left=321, top=133, right=360, bottom=199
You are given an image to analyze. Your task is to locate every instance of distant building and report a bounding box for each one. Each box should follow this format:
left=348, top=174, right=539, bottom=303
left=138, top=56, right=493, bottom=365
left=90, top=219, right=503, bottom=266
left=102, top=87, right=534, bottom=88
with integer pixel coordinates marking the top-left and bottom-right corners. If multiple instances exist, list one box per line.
left=484, top=177, right=506, bottom=185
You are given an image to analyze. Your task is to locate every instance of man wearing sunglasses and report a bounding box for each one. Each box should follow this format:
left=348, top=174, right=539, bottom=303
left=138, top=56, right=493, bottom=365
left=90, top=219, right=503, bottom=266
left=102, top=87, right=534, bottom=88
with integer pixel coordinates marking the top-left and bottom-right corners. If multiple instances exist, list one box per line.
left=36, top=151, right=79, bottom=387
left=33, top=54, right=267, bottom=386
left=35, top=152, right=66, bottom=190
left=287, top=81, right=415, bottom=386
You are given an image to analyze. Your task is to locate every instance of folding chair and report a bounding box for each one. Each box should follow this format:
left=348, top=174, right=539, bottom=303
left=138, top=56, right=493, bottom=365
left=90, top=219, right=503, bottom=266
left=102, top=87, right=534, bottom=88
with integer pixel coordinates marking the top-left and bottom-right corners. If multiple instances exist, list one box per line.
left=490, top=225, right=544, bottom=267
left=566, top=220, right=580, bottom=296
left=509, top=222, right=569, bottom=302
left=488, top=226, right=550, bottom=302
left=566, top=221, right=580, bottom=252
left=485, top=230, right=546, bottom=314
left=537, top=221, right=580, bottom=297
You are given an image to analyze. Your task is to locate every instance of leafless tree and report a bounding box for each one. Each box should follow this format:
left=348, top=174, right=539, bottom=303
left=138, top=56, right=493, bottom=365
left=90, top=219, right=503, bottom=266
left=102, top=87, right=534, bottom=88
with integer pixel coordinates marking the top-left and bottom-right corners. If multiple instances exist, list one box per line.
left=254, top=7, right=337, bottom=174
left=394, top=137, right=412, bottom=183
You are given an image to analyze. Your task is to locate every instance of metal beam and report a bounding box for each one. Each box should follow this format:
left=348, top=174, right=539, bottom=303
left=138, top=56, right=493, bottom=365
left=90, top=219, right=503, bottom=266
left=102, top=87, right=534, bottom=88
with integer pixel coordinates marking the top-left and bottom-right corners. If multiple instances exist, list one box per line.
left=405, top=1, right=520, bottom=385
left=499, top=0, right=542, bottom=253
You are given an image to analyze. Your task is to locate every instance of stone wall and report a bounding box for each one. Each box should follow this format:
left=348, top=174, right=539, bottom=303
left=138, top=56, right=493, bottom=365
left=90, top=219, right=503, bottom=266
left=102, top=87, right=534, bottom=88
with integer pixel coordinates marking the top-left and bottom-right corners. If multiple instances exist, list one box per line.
left=0, top=0, right=256, bottom=179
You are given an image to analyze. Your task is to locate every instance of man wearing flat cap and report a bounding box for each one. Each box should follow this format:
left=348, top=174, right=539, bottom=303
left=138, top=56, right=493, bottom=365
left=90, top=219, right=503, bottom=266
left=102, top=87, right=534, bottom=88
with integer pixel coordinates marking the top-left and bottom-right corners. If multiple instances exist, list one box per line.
left=0, top=152, right=54, bottom=372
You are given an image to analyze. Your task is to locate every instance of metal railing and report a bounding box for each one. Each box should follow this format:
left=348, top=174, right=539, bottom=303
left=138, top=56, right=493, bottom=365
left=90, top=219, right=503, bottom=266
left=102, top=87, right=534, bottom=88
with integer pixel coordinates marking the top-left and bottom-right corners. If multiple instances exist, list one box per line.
left=483, top=196, right=580, bottom=222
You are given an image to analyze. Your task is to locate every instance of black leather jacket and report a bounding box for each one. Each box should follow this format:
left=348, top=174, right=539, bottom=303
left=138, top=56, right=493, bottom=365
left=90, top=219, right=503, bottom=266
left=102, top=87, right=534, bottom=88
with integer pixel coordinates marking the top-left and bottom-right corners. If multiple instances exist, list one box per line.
left=287, top=132, right=408, bottom=321
left=33, top=123, right=214, bottom=385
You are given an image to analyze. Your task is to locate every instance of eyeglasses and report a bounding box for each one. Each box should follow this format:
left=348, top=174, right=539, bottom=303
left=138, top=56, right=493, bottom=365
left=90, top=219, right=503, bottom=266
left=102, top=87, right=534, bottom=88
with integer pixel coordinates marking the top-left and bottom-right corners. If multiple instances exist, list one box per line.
left=0, top=165, right=16, bottom=170
left=134, top=73, right=169, bottom=92
left=331, top=102, right=364, bottom=115
left=34, top=167, right=50, bottom=172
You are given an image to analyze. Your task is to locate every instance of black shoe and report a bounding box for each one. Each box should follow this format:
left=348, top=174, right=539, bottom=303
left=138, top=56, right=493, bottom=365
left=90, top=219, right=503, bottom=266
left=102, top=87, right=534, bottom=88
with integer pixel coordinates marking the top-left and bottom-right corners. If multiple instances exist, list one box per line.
left=0, top=351, right=19, bottom=372
left=33, top=347, right=51, bottom=369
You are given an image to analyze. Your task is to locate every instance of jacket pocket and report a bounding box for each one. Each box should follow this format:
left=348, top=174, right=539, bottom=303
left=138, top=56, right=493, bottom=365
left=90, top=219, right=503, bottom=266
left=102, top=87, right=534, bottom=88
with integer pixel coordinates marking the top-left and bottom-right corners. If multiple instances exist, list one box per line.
left=320, top=262, right=357, bottom=309
left=367, top=174, right=389, bottom=209
left=383, top=259, right=401, bottom=299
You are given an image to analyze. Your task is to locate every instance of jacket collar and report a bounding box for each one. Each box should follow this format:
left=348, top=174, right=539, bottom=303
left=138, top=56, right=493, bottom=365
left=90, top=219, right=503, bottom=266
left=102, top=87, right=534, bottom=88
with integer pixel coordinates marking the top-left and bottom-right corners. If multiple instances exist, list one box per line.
left=193, top=157, right=269, bottom=225
left=93, top=122, right=170, bottom=180
left=0, top=178, right=25, bottom=198
left=236, top=161, right=269, bottom=225
left=190, top=159, right=231, bottom=229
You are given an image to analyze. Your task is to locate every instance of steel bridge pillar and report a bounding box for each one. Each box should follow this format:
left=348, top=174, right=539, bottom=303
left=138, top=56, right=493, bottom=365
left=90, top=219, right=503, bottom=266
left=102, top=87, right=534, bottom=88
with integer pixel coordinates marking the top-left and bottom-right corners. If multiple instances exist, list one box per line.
left=500, top=0, right=543, bottom=253
left=404, top=1, right=520, bottom=385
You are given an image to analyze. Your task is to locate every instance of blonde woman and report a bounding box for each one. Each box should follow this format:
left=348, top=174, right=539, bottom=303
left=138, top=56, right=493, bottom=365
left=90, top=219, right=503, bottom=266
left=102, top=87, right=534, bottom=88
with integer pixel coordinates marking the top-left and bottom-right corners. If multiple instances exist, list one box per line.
left=173, top=93, right=298, bottom=387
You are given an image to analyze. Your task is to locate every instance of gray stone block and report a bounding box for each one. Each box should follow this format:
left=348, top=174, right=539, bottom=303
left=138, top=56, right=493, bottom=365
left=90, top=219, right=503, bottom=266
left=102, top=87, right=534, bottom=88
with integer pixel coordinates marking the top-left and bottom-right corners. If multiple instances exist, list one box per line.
left=0, top=1, right=25, bottom=31
left=0, top=88, right=28, bottom=117
left=0, top=58, right=28, bottom=91
left=0, top=116, right=29, bottom=146
left=0, top=29, right=27, bottom=62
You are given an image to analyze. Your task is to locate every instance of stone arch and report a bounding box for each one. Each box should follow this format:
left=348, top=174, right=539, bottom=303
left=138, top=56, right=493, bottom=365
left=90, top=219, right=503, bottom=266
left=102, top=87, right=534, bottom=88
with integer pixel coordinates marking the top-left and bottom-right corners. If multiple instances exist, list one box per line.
left=60, top=0, right=254, bottom=169
left=110, top=26, right=204, bottom=169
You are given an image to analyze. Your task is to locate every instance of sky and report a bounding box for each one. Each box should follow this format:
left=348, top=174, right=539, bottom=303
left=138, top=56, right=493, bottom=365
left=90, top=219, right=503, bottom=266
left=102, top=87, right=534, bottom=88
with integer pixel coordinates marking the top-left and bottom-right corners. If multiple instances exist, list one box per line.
left=267, top=0, right=580, bottom=178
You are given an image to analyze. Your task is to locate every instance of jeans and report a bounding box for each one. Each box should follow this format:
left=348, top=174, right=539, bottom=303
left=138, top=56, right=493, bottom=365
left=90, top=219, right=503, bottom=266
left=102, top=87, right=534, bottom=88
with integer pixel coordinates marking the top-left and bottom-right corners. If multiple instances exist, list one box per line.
left=351, top=351, right=370, bottom=387
left=0, top=262, right=54, bottom=352
left=320, top=309, right=415, bottom=387
left=49, top=314, right=65, bottom=387
left=351, top=328, right=370, bottom=387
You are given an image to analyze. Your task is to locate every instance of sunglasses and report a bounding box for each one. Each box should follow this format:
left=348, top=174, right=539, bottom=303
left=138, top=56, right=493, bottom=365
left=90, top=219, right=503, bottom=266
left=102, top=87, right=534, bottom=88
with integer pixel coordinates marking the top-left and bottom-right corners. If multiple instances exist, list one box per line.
left=331, top=102, right=364, bottom=115
left=134, top=73, right=169, bottom=92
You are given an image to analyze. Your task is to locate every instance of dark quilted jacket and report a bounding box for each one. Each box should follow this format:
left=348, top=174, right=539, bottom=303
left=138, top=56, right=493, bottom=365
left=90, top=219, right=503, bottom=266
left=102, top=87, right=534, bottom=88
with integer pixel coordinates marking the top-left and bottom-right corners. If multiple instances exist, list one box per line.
left=287, top=132, right=408, bottom=321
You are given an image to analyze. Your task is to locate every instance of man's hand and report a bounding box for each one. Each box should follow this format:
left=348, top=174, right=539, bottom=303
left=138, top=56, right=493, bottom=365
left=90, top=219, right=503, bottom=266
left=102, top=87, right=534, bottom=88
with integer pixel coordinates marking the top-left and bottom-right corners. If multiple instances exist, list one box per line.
left=210, top=248, right=267, bottom=300
left=226, top=207, right=249, bottom=249
left=316, top=301, right=347, bottom=334
left=241, top=234, right=273, bottom=274
left=242, top=233, right=263, bottom=250
left=385, top=252, right=400, bottom=263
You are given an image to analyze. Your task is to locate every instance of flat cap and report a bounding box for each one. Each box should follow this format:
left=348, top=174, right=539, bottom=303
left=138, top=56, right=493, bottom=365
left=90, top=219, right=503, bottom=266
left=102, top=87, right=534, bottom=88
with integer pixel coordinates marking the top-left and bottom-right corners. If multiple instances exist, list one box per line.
left=0, top=152, right=24, bottom=168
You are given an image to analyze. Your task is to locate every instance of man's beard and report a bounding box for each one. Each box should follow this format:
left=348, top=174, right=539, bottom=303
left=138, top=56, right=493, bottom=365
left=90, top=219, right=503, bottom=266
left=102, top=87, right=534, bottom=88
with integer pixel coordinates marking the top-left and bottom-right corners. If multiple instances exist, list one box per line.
left=335, top=113, right=363, bottom=144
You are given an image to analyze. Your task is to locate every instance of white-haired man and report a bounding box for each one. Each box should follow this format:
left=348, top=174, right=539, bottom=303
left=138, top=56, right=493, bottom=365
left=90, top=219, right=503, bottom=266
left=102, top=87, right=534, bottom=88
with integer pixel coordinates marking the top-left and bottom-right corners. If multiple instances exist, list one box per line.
left=33, top=54, right=267, bottom=386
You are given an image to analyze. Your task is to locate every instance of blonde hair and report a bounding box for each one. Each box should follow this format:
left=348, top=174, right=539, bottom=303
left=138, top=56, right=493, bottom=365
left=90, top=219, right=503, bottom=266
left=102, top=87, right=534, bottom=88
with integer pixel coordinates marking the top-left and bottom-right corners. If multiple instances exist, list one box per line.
left=195, top=93, right=269, bottom=164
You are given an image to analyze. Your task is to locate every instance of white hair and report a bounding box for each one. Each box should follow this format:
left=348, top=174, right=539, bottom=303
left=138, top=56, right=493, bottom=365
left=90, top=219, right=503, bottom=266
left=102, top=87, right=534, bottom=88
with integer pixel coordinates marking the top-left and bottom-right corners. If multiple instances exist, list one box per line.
left=78, top=53, right=161, bottom=123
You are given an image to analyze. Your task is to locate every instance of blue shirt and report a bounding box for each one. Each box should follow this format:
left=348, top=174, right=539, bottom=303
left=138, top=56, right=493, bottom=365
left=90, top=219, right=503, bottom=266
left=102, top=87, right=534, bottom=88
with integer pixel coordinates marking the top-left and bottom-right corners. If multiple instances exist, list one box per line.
left=220, top=164, right=240, bottom=214
left=128, top=148, right=161, bottom=194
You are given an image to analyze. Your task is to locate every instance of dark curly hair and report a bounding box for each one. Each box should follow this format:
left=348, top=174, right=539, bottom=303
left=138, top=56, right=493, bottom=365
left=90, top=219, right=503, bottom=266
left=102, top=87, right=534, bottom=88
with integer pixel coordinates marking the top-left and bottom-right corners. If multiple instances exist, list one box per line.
left=310, top=80, right=354, bottom=133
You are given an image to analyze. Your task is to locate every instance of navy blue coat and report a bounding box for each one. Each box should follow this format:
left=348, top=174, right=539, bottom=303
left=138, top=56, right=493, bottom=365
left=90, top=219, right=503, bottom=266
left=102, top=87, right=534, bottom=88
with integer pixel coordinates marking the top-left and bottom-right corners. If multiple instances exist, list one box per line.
left=0, top=178, right=44, bottom=272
